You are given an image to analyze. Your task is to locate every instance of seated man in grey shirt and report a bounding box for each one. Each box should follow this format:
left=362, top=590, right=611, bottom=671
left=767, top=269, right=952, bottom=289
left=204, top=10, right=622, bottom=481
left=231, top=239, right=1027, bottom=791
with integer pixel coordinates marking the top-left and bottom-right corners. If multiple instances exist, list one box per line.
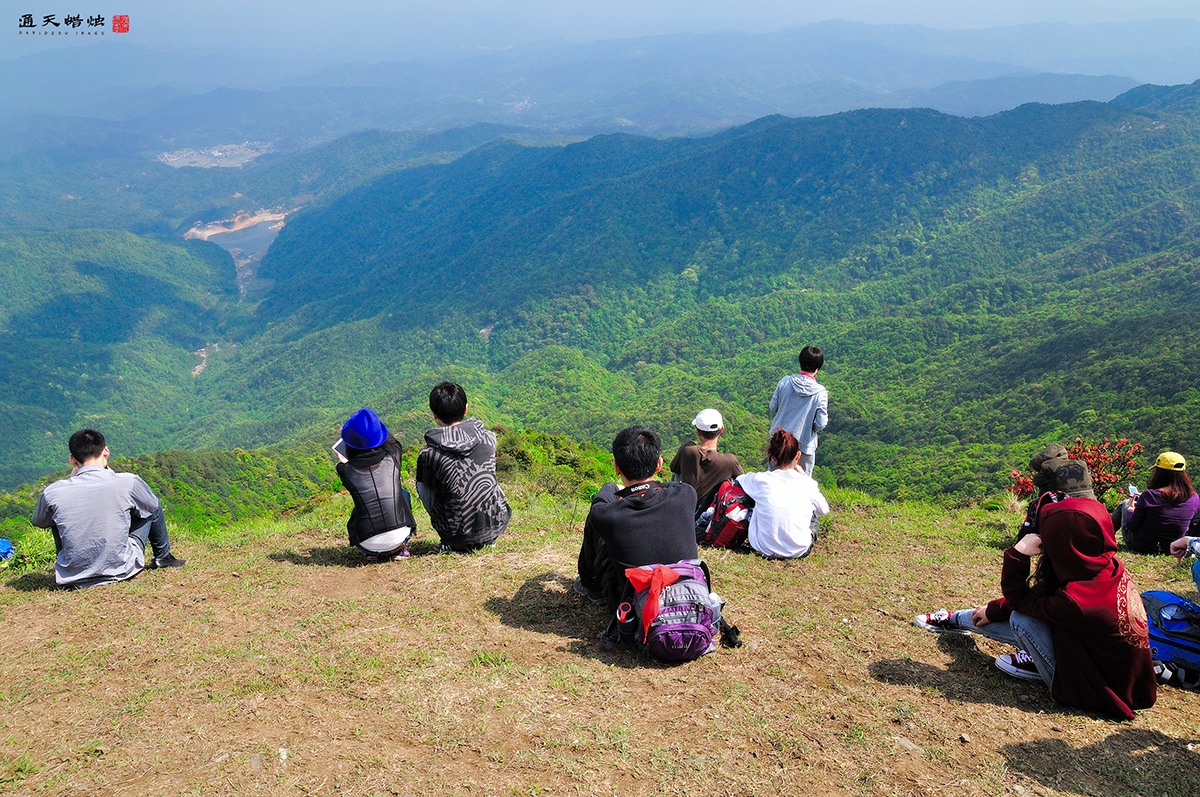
left=32, top=429, right=184, bottom=588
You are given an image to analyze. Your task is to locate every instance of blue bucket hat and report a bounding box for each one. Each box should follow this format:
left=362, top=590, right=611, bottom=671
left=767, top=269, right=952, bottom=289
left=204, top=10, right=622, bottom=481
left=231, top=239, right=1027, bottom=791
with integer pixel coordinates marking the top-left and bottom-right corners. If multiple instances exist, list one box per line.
left=341, top=408, right=387, bottom=450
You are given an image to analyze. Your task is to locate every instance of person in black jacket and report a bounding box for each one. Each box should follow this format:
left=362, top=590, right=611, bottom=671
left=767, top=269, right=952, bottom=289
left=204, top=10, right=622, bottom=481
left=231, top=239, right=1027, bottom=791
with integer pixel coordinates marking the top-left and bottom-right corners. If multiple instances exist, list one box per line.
left=575, top=425, right=698, bottom=610
left=336, top=408, right=416, bottom=561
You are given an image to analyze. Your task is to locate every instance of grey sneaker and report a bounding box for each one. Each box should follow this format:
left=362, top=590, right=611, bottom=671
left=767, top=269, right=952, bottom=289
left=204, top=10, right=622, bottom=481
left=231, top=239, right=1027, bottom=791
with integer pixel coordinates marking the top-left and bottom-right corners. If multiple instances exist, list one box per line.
left=995, top=650, right=1043, bottom=681
left=913, top=609, right=971, bottom=635
left=572, top=577, right=606, bottom=606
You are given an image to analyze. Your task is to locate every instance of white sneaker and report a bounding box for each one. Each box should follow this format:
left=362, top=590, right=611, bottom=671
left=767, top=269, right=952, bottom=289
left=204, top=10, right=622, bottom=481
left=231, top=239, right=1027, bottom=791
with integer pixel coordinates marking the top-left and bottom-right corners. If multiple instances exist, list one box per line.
left=995, top=650, right=1043, bottom=681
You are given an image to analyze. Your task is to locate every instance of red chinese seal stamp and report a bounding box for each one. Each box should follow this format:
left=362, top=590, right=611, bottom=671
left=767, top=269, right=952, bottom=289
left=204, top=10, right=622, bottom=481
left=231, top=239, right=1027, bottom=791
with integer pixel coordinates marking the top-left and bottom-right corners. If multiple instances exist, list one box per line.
left=113, top=15, right=129, bottom=33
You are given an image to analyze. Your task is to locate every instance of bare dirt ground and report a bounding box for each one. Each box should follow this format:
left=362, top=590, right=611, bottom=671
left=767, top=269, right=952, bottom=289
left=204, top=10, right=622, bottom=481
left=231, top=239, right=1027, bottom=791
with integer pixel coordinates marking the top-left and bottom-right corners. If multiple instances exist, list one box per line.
left=2, top=487, right=1198, bottom=796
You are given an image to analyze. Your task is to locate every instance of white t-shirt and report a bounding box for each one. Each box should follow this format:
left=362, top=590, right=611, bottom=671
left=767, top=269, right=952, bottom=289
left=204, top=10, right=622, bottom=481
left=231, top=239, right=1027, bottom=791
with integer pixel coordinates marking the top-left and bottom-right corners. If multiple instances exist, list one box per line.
left=738, top=468, right=830, bottom=559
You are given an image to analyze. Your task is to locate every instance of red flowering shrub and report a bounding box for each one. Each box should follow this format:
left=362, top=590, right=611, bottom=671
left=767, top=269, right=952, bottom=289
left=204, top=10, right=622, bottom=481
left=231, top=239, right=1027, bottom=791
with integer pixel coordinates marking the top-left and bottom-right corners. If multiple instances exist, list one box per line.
left=1007, top=469, right=1035, bottom=499
left=1067, top=437, right=1143, bottom=500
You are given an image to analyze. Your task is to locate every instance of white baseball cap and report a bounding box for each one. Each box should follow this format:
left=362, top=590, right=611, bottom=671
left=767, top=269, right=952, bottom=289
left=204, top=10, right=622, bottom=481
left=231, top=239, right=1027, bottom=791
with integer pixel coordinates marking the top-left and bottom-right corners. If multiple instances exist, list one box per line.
left=692, top=408, right=724, bottom=432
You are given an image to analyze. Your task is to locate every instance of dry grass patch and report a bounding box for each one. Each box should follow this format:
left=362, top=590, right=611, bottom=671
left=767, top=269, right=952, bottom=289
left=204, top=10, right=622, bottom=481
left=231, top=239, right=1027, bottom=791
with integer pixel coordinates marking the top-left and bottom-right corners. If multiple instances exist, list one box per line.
left=1, top=488, right=1198, bottom=796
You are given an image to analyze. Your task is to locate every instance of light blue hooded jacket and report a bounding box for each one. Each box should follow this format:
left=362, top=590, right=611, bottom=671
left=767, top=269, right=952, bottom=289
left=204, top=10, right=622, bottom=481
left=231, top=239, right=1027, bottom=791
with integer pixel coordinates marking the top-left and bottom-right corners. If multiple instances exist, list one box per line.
left=768, top=373, right=828, bottom=455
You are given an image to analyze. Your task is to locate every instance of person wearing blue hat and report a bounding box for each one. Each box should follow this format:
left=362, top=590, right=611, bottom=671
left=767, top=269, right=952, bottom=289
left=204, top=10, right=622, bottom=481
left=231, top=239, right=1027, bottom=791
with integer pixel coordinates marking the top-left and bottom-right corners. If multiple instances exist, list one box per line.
left=335, top=408, right=416, bottom=560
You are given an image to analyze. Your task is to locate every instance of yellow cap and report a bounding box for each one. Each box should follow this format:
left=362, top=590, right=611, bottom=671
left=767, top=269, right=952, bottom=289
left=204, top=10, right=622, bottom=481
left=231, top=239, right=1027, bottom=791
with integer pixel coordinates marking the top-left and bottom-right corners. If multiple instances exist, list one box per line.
left=1154, top=451, right=1186, bottom=471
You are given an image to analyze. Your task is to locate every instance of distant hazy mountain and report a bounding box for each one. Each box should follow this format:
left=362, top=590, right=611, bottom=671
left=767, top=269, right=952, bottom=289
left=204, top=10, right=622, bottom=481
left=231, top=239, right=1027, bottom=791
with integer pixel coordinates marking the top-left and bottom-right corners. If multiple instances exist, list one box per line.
left=895, top=73, right=1140, bottom=118
left=2, top=19, right=1183, bottom=148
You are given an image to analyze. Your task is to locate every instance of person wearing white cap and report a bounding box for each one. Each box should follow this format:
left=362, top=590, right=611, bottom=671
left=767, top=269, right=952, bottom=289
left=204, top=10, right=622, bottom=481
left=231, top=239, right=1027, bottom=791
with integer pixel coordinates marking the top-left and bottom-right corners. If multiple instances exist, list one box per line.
left=669, top=408, right=744, bottom=515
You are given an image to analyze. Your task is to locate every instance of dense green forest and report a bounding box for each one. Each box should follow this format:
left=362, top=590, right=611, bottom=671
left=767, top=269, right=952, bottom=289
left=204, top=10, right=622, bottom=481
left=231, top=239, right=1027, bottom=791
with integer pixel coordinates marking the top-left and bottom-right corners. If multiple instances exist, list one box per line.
left=3, top=86, right=1200, bottom=499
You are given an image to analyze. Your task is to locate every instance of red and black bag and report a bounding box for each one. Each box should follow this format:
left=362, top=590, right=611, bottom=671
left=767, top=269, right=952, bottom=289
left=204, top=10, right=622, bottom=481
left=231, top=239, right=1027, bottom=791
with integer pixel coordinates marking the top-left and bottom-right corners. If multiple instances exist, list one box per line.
left=697, top=478, right=754, bottom=548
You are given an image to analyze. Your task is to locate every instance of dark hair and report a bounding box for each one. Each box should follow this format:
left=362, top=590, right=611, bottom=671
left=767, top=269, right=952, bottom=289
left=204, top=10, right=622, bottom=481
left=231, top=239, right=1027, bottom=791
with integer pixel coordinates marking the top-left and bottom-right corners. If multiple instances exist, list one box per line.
left=68, top=428, right=106, bottom=463
left=612, top=425, right=661, bottom=481
left=1030, top=554, right=1059, bottom=595
left=798, top=345, right=824, bottom=373
left=429, top=382, right=468, bottom=424
left=696, top=428, right=720, bottom=441
left=767, top=429, right=800, bottom=468
left=1147, top=466, right=1196, bottom=504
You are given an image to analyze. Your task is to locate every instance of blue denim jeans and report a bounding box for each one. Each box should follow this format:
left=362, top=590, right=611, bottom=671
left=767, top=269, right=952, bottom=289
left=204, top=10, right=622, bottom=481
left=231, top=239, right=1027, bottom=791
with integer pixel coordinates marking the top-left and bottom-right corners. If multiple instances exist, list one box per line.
left=128, top=506, right=171, bottom=560
left=950, top=608, right=1056, bottom=689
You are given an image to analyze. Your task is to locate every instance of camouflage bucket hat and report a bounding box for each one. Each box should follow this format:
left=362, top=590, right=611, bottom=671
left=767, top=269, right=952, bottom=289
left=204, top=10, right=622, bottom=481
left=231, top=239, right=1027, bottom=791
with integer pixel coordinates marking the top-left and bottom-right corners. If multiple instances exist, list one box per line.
left=1048, top=459, right=1095, bottom=500
left=1029, top=443, right=1070, bottom=493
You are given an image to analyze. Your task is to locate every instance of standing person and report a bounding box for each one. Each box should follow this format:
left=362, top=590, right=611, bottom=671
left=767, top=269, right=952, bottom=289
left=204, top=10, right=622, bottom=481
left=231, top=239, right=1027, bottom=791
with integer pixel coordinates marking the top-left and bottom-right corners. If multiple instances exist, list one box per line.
left=669, top=408, right=744, bottom=516
left=415, top=382, right=511, bottom=553
left=335, top=408, right=417, bottom=561
left=913, top=475, right=1156, bottom=720
left=737, top=429, right=830, bottom=559
left=1112, top=452, right=1198, bottom=555
left=575, top=425, right=699, bottom=609
left=31, top=429, right=185, bottom=588
left=768, top=345, right=828, bottom=476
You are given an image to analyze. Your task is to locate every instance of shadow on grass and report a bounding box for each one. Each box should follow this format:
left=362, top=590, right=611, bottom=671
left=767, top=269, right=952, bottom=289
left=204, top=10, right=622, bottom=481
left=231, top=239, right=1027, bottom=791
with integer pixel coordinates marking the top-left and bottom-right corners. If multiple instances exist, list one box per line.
left=268, top=546, right=365, bottom=567
left=1002, top=728, right=1200, bottom=796
left=484, top=571, right=669, bottom=670
left=3, top=571, right=57, bottom=591
left=268, top=539, right=460, bottom=567
left=869, top=634, right=1059, bottom=714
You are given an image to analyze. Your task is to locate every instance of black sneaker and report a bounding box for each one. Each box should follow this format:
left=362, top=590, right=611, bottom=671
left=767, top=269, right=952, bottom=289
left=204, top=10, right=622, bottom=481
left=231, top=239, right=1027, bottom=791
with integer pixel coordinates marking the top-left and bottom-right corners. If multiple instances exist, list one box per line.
left=995, top=650, right=1043, bottom=681
left=912, top=608, right=971, bottom=635
left=433, top=543, right=454, bottom=555
left=572, top=577, right=606, bottom=606
left=150, top=553, right=186, bottom=569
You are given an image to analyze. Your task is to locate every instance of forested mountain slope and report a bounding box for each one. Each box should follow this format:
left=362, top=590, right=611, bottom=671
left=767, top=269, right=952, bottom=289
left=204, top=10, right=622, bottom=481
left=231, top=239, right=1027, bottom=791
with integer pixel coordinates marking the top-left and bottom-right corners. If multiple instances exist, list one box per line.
left=5, top=87, right=1200, bottom=496
left=198, top=89, right=1200, bottom=496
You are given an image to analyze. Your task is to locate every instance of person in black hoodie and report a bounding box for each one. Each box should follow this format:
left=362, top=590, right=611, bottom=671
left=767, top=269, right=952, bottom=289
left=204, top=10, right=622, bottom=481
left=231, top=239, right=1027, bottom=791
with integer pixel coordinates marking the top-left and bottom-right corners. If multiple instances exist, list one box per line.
left=415, top=382, right=511, bottom=552
left=575, top=425, right=699, bottom=610
left=335, top=408, right=416, bottom=561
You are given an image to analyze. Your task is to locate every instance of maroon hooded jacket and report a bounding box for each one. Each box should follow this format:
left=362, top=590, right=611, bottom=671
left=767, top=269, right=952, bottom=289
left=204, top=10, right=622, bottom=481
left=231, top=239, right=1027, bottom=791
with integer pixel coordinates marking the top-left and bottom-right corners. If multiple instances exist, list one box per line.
left=985, top=497, right=1156, bottom=720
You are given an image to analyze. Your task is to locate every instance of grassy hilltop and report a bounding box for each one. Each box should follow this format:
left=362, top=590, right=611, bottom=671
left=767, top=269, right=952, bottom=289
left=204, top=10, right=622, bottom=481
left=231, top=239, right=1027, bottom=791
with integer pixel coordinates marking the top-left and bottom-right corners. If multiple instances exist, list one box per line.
left=2, top=454, right=1198, bottom=796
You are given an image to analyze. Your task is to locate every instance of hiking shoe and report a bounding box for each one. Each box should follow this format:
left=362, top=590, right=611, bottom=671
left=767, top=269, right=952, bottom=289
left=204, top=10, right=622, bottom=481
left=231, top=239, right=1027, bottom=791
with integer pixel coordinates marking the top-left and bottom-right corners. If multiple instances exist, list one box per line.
left=913, top=609, right=971, bottom=635
left=366, top=546, right=410, bottom=563
left=995, top=650, right=1043, bottom=681
left=150, top=553, right=186, bottom=569
left=573, top=577, right=606, bottom=606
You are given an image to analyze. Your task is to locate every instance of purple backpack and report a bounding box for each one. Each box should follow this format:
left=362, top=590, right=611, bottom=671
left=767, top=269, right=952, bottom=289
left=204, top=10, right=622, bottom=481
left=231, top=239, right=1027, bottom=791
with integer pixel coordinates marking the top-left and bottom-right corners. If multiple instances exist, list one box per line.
left=623, top=559, right=723, bottom=662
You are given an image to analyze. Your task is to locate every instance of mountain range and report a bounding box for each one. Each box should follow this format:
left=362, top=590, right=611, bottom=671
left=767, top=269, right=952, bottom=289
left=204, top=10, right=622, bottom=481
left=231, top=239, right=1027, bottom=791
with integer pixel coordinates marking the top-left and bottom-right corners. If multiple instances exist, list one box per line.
left=8, top=18, right=1195, bottom=152
left=3, top=73, right=1200, bottom=497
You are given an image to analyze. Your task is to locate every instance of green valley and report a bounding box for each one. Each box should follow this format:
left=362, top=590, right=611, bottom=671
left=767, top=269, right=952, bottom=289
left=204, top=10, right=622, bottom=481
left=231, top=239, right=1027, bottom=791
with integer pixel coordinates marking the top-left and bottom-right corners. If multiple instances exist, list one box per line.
left=4, top=85, right=1200, bottom=498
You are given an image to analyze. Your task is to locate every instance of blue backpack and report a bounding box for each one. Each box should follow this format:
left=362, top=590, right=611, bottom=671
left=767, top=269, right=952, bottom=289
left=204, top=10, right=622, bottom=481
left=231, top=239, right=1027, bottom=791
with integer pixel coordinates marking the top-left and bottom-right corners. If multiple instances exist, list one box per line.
left=1141, top=590, right=1200, bottom=689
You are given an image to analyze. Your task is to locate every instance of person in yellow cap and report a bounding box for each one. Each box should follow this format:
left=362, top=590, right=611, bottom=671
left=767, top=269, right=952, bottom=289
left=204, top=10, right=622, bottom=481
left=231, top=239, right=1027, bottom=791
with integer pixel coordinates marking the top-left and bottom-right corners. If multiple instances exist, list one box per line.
left=1113, top=451, right=1198, bottom=554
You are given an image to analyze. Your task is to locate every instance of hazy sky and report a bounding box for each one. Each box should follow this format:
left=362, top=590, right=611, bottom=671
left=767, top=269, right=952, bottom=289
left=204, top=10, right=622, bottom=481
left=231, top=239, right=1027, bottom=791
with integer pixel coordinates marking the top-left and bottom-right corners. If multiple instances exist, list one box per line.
left=8, top=0, right=1200, bottom=61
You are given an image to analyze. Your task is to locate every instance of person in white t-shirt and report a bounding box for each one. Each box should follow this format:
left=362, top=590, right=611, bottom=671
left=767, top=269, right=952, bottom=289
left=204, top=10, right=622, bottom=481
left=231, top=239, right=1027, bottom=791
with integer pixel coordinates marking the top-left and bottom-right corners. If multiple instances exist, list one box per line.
left=738, top=429, right=830, bottom=558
